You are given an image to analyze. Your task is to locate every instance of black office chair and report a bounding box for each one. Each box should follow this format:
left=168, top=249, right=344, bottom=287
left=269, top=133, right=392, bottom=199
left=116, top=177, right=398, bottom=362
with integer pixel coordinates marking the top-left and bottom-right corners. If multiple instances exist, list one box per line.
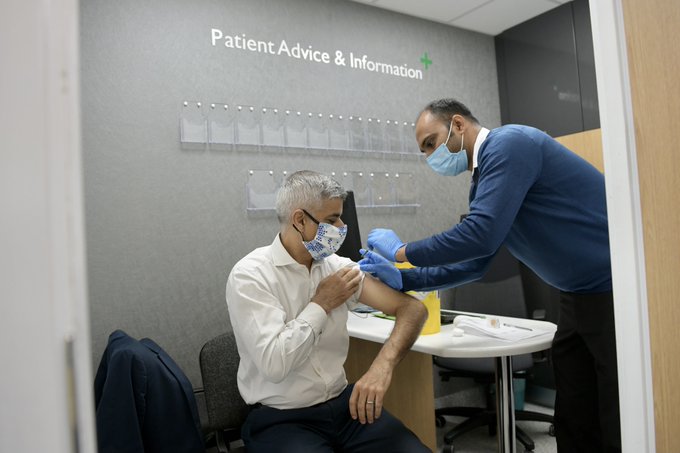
left=199, top=331, right=249, bottom=453
left=435, top=246, right=554, bottom=453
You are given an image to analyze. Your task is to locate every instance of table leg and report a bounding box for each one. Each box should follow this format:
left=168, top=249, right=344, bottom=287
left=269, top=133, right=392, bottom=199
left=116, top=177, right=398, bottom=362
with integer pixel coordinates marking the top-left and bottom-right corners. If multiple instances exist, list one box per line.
left=345, top=337, right=437, bottom=452
left=495, top=355, right=516, bottom=453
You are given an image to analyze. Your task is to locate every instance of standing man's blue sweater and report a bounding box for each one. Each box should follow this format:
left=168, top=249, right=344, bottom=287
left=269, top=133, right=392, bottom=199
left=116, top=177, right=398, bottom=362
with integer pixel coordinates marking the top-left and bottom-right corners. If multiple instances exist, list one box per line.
left=363, top=99, right=621, bottom=452
left=401, top=125, right=611, bottom=294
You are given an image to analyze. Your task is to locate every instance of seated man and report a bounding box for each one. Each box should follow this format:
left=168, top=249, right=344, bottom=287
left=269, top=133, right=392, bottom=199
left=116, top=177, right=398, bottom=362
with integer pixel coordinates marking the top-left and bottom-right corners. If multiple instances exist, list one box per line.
left=226, top=170, right=430, bottom=453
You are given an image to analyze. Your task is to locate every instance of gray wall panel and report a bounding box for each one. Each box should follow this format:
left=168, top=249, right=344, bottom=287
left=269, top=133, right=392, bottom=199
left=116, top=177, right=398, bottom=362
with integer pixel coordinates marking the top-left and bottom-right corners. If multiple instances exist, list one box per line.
left=82, top=0, right=501, bottom=386
left=495, top=0, right=599, bottom=136
left=495, top=3, right=582, bottom=136
left=573, top=0, right=600, bottom=130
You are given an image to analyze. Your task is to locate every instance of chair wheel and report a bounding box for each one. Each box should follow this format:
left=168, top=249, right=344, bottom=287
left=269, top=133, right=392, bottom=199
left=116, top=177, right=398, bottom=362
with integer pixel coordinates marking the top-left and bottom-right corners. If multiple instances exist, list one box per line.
left=435, top=415, right=446, bottom=427
left=442, top=444, right=455, bottom=453
left=549, top=424, right=556, bottom=437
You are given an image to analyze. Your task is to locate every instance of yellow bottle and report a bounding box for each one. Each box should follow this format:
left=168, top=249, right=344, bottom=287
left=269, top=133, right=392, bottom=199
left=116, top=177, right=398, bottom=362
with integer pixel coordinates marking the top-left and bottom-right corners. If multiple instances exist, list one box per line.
left=420, top=291, right=441, bottom=335
left=394, top=262, right=441, bottom=335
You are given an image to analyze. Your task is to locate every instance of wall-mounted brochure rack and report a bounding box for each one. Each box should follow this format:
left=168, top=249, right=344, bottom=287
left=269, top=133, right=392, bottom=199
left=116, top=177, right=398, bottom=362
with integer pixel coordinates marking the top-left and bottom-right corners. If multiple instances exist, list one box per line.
left=246, top=170, right=419, bottom=212
left=180, top=101, right=420, bottom=156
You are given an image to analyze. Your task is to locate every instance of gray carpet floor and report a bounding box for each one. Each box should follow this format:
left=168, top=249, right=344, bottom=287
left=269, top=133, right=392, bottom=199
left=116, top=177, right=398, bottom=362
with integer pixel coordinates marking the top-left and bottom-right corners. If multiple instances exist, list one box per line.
left=435, top=402, right=556, bottom=453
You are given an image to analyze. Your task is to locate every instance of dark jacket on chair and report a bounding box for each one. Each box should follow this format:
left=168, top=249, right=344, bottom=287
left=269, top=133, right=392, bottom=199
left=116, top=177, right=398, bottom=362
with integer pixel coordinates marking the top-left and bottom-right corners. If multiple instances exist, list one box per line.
left=94, top=330, right=204, bottom=453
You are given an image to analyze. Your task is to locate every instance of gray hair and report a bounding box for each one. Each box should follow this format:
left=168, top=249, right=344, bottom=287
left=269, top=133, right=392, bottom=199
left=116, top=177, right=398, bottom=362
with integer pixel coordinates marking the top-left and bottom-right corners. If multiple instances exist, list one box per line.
left=276, top=170, right=347, bottom=224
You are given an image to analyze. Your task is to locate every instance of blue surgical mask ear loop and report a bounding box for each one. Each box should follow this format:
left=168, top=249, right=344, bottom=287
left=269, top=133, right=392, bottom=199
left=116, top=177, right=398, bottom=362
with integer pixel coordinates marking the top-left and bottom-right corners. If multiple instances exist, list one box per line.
left=443, top=119, right=454, bottom=149
left=443, top=118, right=464, bottom=154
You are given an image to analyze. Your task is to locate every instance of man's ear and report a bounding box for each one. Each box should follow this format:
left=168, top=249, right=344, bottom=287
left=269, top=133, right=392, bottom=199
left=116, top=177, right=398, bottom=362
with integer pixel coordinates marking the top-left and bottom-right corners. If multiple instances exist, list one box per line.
left=452, top=114, right=466, bottom=133
left=292, top=209, right=305, bottom=229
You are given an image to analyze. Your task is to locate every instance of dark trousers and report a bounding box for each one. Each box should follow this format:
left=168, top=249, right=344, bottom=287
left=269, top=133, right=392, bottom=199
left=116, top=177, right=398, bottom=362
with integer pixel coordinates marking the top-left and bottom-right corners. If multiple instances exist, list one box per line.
left=242, top=384, right=431, bottom=453
left=552, top=291, right=621, bottom=453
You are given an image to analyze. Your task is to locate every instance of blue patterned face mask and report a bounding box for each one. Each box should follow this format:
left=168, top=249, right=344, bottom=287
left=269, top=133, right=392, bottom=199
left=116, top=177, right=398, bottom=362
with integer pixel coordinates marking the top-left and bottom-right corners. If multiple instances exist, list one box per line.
left=426, top=119, right=468, bottom=176
left=299, top=209, right=348, bottom=260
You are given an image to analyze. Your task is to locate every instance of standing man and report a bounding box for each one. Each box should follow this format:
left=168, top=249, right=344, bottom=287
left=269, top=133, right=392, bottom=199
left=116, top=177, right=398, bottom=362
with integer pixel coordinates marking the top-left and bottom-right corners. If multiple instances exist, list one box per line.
left=360, top=99, right=620, bottom=453
left=227, top=170, right=430, bottom=453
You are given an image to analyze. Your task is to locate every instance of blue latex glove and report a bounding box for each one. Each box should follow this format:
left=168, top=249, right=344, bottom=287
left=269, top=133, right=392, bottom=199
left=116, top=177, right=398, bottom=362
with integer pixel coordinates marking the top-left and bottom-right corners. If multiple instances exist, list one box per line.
left=366, top=228, right=405, bottom=262
left=358, top=249, right=403, bottom=290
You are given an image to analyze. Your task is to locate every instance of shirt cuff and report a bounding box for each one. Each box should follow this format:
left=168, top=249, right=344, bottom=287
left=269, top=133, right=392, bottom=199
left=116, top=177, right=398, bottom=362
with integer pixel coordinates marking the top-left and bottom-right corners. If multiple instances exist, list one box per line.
left=298, top=301, right=328, bottom=338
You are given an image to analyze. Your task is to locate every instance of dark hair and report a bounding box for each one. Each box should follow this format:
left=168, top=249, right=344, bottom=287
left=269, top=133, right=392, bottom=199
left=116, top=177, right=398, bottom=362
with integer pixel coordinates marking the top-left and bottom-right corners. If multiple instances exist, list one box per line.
left=420, top=98, right=479, bottom=124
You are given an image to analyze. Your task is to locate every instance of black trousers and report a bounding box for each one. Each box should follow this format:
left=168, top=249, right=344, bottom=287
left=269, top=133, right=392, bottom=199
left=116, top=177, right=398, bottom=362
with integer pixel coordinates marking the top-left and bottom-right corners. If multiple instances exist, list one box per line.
left=552, top=290, right=621, bottom=453
left=242, top=384, right=430, bottom=453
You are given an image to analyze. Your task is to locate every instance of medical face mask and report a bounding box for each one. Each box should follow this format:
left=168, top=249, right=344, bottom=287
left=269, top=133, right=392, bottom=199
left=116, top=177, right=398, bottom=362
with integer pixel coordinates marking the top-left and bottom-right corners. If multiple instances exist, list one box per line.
left=298, top=209, right=348, bottom=260
left=426, top=120, right=468, bottom=176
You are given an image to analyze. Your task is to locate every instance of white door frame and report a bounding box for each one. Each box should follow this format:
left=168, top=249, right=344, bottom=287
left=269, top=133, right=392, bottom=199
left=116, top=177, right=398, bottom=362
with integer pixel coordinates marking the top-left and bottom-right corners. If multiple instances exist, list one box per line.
left=1, top=0, right=96, bottom=451
left=589, top=1, right=655, bottom=451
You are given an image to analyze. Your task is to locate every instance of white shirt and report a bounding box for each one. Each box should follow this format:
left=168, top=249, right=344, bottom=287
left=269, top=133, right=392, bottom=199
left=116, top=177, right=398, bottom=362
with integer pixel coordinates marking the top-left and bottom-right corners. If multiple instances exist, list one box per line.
left=226, top=234, right=364, bottom=409
left=472, top=127, right=490, bottom=170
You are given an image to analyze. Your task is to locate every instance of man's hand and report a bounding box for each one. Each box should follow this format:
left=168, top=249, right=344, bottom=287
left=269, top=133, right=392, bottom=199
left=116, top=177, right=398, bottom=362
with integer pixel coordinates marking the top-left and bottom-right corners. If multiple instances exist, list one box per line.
left=366, top=228, right=405, bottom=262
left=311, top=267, right=362, bottom=314
left=358, top=249, right=403, bottom=290
left=349, top=364, right=393, bottom=424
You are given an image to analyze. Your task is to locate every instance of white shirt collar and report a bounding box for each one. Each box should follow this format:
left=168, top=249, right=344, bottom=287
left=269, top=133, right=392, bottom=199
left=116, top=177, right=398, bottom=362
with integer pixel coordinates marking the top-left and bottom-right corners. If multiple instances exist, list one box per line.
left=271, top=233, right=326, bottom=271
left=472, top=127, right=490, bottom=170
left=271, top=233, right=299, bottom=267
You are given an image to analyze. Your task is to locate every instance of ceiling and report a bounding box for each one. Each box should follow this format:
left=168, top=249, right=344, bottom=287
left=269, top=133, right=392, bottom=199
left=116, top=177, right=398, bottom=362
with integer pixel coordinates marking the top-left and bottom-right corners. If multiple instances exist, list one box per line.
left=349, top=0, right=573, bottom=36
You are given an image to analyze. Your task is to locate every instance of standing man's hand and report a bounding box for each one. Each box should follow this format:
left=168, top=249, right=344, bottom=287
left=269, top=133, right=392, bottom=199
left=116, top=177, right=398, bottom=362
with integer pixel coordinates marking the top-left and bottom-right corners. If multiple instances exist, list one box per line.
left=311, top=267, right=362, bottom=314
left=349, top=363, right=393, bottom=425
left=367, top=229, right=405, bottom=262
left=358, top=249, right=403, bottom=290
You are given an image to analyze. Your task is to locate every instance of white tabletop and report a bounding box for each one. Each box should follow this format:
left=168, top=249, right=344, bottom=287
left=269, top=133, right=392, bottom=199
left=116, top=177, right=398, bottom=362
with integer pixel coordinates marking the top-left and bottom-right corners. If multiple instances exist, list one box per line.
left=347, top=311, right=557, bottom=358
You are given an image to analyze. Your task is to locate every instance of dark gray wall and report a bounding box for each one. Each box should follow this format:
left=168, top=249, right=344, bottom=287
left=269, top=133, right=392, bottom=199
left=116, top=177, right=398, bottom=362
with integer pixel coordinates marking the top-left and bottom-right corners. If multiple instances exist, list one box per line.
left=495, top=0, right=599, bottom=136
left=81, top=0, right=501, bottom=386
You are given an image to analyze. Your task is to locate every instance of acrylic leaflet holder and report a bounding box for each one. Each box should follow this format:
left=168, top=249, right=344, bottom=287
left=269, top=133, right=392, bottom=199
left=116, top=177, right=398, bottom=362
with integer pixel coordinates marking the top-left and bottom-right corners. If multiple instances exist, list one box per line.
left=246, top=170, right=281, bottom=211
left=247, top=170, right=419, bottom=212
left=180, top=101, right=420, bottom=155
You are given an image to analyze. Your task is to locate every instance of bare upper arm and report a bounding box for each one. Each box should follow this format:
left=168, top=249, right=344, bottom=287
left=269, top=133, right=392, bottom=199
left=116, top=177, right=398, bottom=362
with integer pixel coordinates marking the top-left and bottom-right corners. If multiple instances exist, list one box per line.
left=357, top=274, right=415, bottom=315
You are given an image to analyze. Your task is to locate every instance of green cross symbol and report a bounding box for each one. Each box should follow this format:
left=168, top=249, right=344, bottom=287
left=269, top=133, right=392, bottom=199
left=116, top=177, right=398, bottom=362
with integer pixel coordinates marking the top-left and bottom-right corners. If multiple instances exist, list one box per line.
left=420, top=52, right=432, bottom=70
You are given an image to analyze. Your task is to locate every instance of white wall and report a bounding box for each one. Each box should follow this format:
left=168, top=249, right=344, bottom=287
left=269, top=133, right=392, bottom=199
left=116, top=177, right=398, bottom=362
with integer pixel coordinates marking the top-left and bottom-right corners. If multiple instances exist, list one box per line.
left=0, top=1, right=96, bottom=451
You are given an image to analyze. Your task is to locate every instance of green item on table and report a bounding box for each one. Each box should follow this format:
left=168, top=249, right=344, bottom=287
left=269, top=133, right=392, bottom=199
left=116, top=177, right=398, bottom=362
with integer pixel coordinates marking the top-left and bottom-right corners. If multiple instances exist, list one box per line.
left=372, top=312, right=396, bottom=321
